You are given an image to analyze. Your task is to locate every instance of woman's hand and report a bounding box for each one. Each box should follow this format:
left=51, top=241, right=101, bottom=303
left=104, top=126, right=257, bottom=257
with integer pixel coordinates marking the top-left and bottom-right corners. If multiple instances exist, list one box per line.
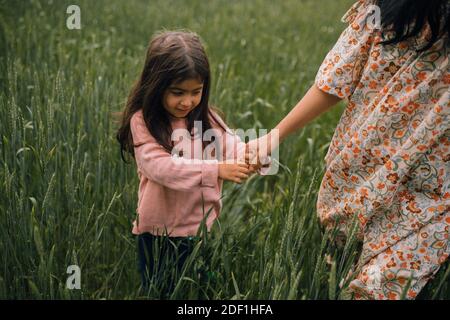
left=246, top=85, right=341, bottom=165
left=218, top=162, right=251, bottom=184
left=245, top=133, right=276, bottom=167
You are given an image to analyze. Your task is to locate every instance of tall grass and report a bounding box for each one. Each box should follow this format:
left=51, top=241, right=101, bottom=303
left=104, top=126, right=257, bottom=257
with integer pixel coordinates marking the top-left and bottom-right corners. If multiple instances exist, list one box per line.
left=1, top=0, right=449, bottom=299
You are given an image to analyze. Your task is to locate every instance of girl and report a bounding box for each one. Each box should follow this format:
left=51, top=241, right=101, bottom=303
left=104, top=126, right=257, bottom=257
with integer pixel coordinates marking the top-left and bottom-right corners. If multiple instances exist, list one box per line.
left=116, top=30, right=255, bottom=297
left=249, top=0, right=449, bottom=299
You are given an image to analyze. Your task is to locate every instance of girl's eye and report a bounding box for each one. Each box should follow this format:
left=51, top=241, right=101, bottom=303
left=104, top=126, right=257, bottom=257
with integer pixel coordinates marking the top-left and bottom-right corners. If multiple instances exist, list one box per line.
left=172, top=91, right=183, bottom=96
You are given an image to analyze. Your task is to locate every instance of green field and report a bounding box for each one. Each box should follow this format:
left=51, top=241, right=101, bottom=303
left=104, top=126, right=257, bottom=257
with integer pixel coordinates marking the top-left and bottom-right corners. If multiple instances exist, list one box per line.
left=1, top=0, right=449, bottom=299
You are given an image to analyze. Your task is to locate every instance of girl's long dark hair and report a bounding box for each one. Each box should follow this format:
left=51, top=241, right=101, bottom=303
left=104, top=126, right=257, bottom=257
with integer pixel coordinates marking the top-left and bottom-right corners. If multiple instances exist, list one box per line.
left=116, top=30, right=216, bottom=162
left=377, top=0, right=450, bottom=51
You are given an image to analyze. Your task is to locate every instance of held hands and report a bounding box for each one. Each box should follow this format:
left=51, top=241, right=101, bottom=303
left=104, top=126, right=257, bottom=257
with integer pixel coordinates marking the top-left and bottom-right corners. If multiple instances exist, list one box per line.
left=245, top=133, right=276, bottom=169
left=218, top=144, right=259, bottom=184
left=219, top=132, right=277, bottom=184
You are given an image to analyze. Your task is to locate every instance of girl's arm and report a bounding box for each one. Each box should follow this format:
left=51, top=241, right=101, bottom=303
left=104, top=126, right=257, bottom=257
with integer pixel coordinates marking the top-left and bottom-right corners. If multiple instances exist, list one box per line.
left=131, top=113, right=249, bottom=191
left=134, top=141, right=219, bottom=192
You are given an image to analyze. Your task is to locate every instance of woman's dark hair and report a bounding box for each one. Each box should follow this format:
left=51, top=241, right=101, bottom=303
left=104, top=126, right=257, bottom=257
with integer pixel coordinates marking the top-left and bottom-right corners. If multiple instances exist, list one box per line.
left=116, top=30, right=216, bottom=162
left=377, top=0, right=450, bottom=51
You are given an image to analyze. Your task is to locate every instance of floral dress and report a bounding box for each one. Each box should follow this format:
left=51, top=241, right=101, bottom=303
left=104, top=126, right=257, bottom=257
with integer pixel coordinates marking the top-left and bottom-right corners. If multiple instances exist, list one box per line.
left=315, top=0, right=450, bottom=299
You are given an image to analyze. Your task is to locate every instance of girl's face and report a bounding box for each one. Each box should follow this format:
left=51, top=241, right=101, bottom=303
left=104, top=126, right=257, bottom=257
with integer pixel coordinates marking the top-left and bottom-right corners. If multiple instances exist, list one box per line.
left=163, top=78, right=204, bottom=119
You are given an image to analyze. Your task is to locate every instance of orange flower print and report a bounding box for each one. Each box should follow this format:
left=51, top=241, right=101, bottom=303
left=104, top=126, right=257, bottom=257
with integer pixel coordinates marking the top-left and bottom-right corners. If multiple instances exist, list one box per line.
left=322, top=85, right=331, bottom=92
left=417, top=71, right=427, bottom=81
left=344, top=203, right=354, bottom=216
left=388, top=292, right=398, bottom=300
left=387, top=173, right=399, bottom=184
left=401, top=102, right=419, bottom=115
left=411, top=120, right=421, bottom=129
left=394, top=83, right=403, bottom=91
left=401, top=153, right=410, bottom=160
left=386, top=258, right=397, bottom=268
left=410, top=261, right=421, bottom=270
left=385, top=161, right=393, bottom=171
left=386, top=95, right=398, bottom=106
left=417, top=145, right=428, bottom=152
left=360, top=188, right=369, bottom=198
left=377, top=182, right=385, bottom=190
left=384, top=62, right=400, bottom=75
left=381, top=155, right=390, bottom=164
left=443, top=73, right=450, bottom=84
left=362, top=155, right=371, bottom=165
left=351, top=22, right=360, bottom=31
left=432, top=241, right=445, bottom=249
left=406, top=201, right=422, bottom=214
left=394, top=130, right=405, bottom=138
left=408, top=290, right=417, bottom=299
left=371, top=50, right=380, bottom=60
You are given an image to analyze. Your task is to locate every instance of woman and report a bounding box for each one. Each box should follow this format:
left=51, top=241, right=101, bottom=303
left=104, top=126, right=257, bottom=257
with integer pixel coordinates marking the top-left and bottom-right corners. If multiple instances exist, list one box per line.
left=249, top=0, right=450, bottom=299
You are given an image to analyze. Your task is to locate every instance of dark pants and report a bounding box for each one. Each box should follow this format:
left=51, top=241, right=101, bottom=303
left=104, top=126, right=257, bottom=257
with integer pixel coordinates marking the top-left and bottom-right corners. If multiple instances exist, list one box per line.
left=137, top=233, right=195, bottom=298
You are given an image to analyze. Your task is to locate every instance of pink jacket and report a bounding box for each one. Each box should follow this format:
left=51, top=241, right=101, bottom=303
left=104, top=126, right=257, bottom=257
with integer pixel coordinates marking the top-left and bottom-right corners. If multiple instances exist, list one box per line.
left=130, top=109, right=246, bottom=237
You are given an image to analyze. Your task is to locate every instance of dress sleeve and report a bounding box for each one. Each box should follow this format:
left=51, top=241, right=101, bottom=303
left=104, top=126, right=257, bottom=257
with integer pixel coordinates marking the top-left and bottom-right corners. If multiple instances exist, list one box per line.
left=130, top=112, right=219, bottom=191
left=315, top=0, right=376, bottom=99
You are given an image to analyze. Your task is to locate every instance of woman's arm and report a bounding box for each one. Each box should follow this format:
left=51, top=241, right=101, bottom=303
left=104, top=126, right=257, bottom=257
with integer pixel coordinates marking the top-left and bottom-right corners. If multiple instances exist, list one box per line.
left=275, top=84, right=342, bottom=143
left=247, top=84, right=342, bottom=162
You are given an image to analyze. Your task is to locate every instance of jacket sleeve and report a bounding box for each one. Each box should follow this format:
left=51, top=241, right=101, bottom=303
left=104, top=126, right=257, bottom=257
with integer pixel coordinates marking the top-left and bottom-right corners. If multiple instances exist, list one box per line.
left=131, top=112, right=219, bottom=192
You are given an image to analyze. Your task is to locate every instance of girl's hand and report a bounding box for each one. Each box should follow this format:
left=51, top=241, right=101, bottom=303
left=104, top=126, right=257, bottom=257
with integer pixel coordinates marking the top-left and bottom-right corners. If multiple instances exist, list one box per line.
left=218, top=163, right=251, bottom=184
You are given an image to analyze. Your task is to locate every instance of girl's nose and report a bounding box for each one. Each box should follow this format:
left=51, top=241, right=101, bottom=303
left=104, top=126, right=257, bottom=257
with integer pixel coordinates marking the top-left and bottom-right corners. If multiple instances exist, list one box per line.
left=181, top=98, right=194, bottom=108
